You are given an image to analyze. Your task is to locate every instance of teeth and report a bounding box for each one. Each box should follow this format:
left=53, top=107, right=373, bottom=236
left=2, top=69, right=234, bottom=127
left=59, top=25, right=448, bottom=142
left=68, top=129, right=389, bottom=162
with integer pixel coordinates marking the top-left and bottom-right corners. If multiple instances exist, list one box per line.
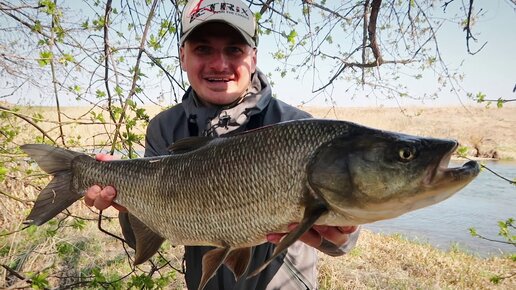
left=206, top=77, right=230, bottom=82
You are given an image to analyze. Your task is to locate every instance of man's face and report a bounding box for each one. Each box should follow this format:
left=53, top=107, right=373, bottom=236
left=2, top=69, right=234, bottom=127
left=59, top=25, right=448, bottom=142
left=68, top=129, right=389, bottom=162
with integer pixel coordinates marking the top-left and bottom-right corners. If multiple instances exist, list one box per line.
left=180, top=23, right=257, bottom=106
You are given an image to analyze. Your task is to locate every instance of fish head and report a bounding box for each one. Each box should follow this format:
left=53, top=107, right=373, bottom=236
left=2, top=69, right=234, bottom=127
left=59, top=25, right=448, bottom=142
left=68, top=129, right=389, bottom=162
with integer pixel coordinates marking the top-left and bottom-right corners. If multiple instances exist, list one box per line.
left=308, top=126, right=480, bottom=224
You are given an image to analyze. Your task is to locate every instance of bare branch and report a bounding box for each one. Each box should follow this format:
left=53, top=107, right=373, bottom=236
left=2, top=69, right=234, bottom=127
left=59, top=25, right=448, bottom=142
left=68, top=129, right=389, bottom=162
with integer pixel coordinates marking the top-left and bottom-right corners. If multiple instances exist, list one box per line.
left=110, top=0, right=160, bottom=155
left=368, top=0, right=383, bottom=64
left=464, top=0, right=487, bottom=55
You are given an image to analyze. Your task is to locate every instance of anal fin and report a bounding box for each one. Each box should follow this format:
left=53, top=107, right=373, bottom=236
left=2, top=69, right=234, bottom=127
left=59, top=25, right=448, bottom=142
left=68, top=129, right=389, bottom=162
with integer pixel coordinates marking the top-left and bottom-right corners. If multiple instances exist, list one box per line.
left=128, top=214, right=165, bottom=265
left=199, top=247, right=232, bottom=290
left=225, top=247, right=252, bottom=280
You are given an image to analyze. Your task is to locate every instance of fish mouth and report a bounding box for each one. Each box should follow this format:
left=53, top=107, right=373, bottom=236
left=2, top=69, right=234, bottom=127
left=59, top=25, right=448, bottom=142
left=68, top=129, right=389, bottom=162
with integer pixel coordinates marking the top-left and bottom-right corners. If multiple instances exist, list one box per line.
left=424, top=143, right=480, bottom=186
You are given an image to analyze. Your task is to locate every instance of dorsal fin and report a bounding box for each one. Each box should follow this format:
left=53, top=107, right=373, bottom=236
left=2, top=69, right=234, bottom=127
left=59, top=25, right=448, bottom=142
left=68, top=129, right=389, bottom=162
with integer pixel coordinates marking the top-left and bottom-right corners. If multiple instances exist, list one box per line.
left=168, top=136, right=214, bottom=154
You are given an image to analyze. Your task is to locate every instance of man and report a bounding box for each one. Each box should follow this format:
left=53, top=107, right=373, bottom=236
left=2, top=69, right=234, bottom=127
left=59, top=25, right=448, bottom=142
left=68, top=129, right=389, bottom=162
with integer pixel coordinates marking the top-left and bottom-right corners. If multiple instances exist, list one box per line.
left=85, top=0, right=359, bottom=289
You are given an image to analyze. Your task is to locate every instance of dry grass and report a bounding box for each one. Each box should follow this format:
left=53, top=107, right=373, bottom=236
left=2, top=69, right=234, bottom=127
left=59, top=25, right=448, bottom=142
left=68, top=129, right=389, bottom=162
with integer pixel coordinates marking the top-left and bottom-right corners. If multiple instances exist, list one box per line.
left=318, top=230, right=515, bottom=289
left=11, top=104, right=516, bottom=159
left=303, top=105, right=516, bottom=160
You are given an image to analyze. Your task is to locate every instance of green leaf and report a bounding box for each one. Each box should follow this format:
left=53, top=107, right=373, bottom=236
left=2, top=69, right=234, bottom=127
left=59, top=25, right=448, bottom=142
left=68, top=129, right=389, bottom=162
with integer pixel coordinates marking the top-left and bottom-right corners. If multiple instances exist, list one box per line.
left=26, top=225, right=38, bottom=235
left=490, top=275, right=502, bottom=284
left=497, top=98, right=504, bottom=108
left=128, top=274, right=154, bottom=289
left=38, top=51, right=53, bottom=67
left=59, top=53, right=75, bottom=65
left=148, top=34, right=161, bottom=50
left=456, top=146, right=469, bottom=158
left=114, top=85, right=123, bottom=96
left=56, top=242, right=75, bottom=257
left=95, top=89, right=106, bottom=99
left=0, top=166, right=8, bottom=182
left=29, top=271, right=49, bottom=289
left=82, top=19, right=89, bottom=29
left=32, top=20, right=42, bottom=33
left=38, top=0, right=56, bottom=15
left=286, top=30, right=297, bottom=44
left=475, top=92, right=486, bottom=103
left=71, top=218, right=86, bottom=230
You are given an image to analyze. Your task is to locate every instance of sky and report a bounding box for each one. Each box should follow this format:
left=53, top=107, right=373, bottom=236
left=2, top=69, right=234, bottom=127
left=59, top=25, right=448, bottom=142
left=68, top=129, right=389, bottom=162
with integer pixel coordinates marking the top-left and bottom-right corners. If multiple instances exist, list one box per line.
left=2, top=1, right=515, bottom=108
left=257, top=1, right=516, bottom=107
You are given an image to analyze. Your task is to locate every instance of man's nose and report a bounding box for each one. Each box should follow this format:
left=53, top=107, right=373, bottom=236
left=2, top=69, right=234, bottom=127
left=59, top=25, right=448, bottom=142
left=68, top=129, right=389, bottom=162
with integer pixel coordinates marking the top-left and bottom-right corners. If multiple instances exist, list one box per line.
left=209, top=52, right=229, bottom=71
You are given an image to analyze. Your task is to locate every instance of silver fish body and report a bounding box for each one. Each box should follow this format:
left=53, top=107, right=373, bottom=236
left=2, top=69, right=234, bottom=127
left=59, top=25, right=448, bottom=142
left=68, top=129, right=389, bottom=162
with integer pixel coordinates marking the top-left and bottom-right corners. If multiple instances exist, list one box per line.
left=21, top=119, right=480, bottom=290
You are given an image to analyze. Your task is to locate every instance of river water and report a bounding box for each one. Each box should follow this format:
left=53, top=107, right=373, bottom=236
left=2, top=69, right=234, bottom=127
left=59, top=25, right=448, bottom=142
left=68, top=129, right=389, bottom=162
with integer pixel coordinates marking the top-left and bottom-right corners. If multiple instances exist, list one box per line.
left=365, top=160, right=516, bottom=257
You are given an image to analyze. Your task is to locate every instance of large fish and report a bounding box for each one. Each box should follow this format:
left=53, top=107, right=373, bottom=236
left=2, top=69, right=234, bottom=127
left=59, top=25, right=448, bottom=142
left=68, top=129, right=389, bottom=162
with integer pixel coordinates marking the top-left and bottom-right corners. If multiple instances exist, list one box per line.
left=21, top=119, right=479, bottom=290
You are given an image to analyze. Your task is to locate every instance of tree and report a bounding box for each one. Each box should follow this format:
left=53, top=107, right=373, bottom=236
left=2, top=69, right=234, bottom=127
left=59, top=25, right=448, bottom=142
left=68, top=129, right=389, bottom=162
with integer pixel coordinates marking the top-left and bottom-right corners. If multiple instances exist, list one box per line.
left=0, top=0, right=514, bottom=288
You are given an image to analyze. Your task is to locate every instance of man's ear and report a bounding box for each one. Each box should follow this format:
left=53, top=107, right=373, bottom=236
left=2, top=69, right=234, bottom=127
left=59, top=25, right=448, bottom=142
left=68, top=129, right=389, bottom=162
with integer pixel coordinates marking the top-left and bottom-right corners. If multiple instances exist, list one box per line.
left=179, top=46, right=186, bottom=72
left=251, top=48, right=257, bottom=74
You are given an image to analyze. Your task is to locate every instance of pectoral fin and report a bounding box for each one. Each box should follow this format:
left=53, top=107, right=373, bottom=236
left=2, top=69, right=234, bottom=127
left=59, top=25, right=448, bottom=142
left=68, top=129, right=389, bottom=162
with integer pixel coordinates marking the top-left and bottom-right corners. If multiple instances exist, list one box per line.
left=128, top=214, right=165, bottom=265
left=199, top=247, right=232, bottom=290
left=249, top=197, right=329, bottom=277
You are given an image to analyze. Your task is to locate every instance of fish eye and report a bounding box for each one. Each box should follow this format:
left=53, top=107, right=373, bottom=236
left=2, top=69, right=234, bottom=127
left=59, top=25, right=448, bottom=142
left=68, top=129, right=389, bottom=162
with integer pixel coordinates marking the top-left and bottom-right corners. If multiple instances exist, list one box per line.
left=398, top=147, right=416, bottom=162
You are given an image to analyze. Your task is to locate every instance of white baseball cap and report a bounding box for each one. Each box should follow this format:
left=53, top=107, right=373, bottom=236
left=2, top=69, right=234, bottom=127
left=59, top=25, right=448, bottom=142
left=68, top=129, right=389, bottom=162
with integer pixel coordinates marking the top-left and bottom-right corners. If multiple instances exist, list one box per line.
left=180, top=0, right=258, bottom=47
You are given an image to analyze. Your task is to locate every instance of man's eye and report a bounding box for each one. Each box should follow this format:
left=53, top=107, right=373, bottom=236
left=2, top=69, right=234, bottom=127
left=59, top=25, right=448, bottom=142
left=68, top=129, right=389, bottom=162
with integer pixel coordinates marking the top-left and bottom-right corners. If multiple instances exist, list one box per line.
left=195, top=46, right=211, bottom=54
left=226, top=47, right=243, bottom=55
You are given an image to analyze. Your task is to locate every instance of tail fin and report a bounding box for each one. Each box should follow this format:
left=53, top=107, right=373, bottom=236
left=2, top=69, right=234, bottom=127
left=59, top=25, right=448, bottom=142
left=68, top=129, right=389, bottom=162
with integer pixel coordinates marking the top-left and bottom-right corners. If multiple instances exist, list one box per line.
left=21, top=144, right=86, bottom=226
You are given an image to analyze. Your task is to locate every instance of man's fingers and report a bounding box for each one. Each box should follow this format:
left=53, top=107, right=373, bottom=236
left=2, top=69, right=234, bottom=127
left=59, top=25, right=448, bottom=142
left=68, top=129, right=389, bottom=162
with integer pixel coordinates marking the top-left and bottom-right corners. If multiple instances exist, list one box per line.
left=288, top=224, right=323, bottom=248
left=84, top=185, right=102, bottom=207
left=95, top=153, right=115, bottom=161
left=314, top=225, right=358, bottom=247
left=92, top=186, right=116, bottom=210
left=266, top=233, right=284, bottom=244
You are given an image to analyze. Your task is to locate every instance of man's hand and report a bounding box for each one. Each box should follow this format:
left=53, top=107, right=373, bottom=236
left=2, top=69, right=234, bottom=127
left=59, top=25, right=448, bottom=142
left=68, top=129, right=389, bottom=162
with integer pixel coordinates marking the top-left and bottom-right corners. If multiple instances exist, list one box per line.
left=83, top=154, right=128, bottom=212
left=266, top=224, right=358, bottom=253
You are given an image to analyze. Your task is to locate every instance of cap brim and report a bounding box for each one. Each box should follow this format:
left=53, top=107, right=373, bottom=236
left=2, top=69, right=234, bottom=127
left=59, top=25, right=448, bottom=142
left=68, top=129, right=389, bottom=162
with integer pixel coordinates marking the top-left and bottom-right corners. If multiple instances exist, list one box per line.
left=180, top=21, right=256, bottom=47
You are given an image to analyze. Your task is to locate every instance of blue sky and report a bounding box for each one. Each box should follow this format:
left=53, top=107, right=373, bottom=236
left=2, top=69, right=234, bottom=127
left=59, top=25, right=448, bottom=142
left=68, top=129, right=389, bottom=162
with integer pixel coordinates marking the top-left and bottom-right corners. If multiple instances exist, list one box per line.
left=2, top=1, right=514, bottom=108
left=257, top=1, right=516, bottom=107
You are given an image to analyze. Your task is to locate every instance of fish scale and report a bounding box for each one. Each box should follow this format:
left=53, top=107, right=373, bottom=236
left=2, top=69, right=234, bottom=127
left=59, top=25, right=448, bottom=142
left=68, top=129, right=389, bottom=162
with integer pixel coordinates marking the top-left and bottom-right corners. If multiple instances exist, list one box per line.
left=66, top=120, right=348, bottom=247
left=21, top=119, right=480, bottom=290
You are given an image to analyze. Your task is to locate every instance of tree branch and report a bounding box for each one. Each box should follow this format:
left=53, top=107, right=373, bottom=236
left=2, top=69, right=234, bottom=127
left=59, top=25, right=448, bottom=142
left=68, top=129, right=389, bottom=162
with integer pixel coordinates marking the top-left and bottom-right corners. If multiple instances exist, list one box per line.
left=0, top=105, right=56, bottom=143
left=110, top=0, right=159, bottom=155
left=368, top=0, right=383, bottom=64
left=464, top=0, right=487, bottom=55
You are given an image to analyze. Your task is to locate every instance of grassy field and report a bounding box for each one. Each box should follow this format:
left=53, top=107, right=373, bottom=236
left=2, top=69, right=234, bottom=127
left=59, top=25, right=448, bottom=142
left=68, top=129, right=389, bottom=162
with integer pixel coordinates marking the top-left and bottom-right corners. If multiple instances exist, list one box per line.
left=1, top=104, right=515, bottom=289
left=10, top=104, right=516, bottom=159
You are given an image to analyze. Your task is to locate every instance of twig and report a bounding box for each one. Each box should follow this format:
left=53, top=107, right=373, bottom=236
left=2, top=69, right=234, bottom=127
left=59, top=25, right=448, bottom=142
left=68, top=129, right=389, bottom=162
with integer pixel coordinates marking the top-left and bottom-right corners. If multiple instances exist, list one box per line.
left=362, top=0, right=369, bottom=85
left=464, top=0, right=487, bottom=55
left=0, top=105, right=56, bottom=143
left=0, top=189, right=34, bottom=204
left=304, top=0, right=352, bottom=21
left=48, top=0, right=65, bottom=146
left=472, top=232, right=516, bottom=246
left=368, top=0, right=383, bottom=64
left=103, top=0, right=116, bottom=122
left=110, top=0, right=159, bottom=155
left=479, top=163, right=516, bottom=185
